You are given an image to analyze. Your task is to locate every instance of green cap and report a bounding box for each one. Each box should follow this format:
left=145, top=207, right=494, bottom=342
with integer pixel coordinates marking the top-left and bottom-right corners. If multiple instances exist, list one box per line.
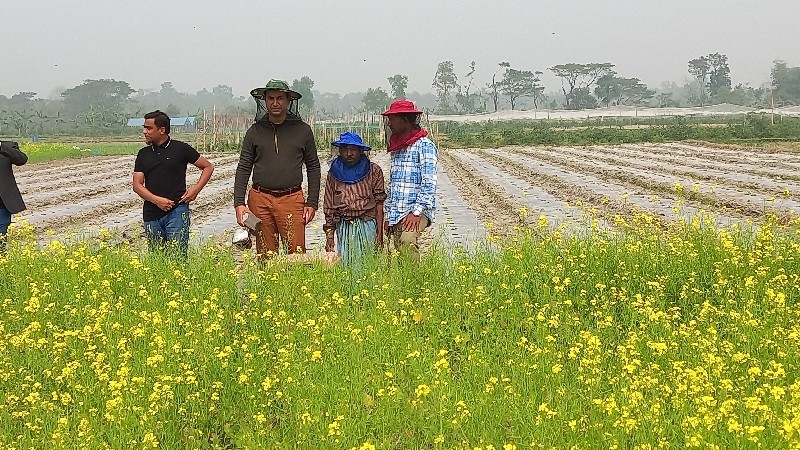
left=250, top=79, right=302, bottom=100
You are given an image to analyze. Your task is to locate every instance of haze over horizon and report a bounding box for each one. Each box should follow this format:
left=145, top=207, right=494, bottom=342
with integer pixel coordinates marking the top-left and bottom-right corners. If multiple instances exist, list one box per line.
left=3, top=0, right=798, bottom=98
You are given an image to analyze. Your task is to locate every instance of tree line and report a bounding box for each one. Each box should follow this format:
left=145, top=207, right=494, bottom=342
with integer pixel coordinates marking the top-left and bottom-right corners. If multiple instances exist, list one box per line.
left=425, top=55, right=799, bottom=114
left=1, top=56, right=799, bottom=136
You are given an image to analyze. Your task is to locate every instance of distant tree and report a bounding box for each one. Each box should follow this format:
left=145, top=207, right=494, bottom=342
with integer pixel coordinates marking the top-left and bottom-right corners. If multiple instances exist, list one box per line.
left=685, top=80, right=707, bottom=107
left=9, top=110, right=35, bottom=136
left=624, top=82, right=654, bottom=106
left=706, top=53, right=731, bottom=98
left=61, top=79, right=134, bottom=125
left=30, top=109, right=46, bottom=134
left=687, top=59, right=710, bottom=105
left=487, top=62, right=510, bottom=112
left=153, top=82, right=186, bottom=115
left=388, top=74, right=408, bottom=100
left=549, top=63, right=614, bottom=109
left=362, top=87, right=390, bottom=114
left=595, top=73, right=654, bottom=107
left=3, top=92, right=38, bottom=134
left=772, top=60, right=800, bottom=105
left=314, top=92, right=345, bottom=118
left=159, top=82, right=179, bottom=96
left=656, top=92, right=678, bottom=108
left=164, top=104, right=182, bottom=117
left=212, top=85, right=234, bottom=101
left=531, top=72, right=546, bottom=109
left=716, top=83, right=768, bottom=107
left=455, top=61, right=481, bottom=113
left=572, top=88, right=598, bottom=110
left=497, top=68, right=544, bottom=110
left=8, top=91, right=37, bottom=107
left=291, top=76, right=315, bottom=115
left=594, top=73, right=618, bottom=107
left=688, top=53, right=731, bottom=104
left=195, top=88, right=214, bottom=104
left=432, top=61, right=459, bottom=113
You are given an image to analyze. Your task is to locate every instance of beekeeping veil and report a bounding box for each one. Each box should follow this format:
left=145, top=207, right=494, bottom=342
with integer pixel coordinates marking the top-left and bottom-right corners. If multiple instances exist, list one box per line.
left=250, top=79, right=302, bottom=122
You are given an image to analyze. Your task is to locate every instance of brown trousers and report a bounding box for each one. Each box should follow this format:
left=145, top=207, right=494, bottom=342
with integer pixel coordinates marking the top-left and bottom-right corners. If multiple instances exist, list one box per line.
left=247, top=188, right=306, bottom=255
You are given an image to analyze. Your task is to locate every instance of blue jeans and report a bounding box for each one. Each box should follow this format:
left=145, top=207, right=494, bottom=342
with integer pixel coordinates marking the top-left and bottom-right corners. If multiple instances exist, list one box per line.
left=143, top=203, right=190, bottom=257
left=0, top=207, right=10, bottom=235
left=0, top=207, right=10, bottom=251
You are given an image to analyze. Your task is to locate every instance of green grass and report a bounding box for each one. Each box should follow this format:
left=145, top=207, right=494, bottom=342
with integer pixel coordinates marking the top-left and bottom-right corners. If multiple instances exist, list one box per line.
left=436, top=114, right=800, bottom=148
left=1, top=214, right=799, bottom=449
left=19, top=142, right=141, bottom=163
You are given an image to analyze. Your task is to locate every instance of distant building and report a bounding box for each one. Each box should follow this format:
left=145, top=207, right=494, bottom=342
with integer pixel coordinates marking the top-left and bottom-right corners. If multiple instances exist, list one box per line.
left=127, top=117, right=197, bottom=130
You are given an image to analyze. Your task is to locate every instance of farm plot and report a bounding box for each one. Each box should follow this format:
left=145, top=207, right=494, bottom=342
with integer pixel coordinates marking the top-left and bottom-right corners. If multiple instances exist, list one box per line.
left=620, top=143, right=800, bottom=182
left=9, top=141, right=796, bottom=249
left=507, top=146, right=800, bottom=218
left=469, top=148, right=736, bottom=228
left=12, top=150, right=486, bottom=250
left=666, top=141, right=800, bottom=169
left=446, top=150, right=606, bottom=231
left=594, top=144, right=800, bottom=196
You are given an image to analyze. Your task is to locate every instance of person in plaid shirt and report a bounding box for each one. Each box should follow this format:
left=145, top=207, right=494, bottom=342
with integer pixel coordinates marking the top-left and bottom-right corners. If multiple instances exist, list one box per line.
left=382, top=100, right=438, bottom=259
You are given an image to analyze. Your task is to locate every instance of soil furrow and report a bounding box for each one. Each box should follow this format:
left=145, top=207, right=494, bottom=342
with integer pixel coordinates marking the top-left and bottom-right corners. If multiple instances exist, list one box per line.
left=556, top=146, right=800, bottom=201
left=439, top=150, right=531, bottom=237
left=507, top=147, right=795, bottom=218
left=477, top=149, right=678, bottom=227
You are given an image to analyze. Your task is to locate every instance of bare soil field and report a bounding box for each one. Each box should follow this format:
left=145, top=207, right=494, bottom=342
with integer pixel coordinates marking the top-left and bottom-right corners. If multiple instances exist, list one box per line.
left=11, top=142, right=797, bottom=250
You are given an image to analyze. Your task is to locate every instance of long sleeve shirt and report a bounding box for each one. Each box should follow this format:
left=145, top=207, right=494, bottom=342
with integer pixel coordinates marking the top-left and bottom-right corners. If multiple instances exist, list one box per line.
left=0, top=140, right=28, bottom=214
left=384, top=136, right=438, bottom=226
left=233, top=117, right=321, bottom=208
left=323, top=162, right=386, bottom=232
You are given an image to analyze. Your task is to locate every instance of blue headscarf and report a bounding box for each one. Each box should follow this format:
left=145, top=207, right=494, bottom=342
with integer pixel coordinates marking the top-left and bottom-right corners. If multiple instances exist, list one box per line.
left=330, top=155, right=370, bottom=184
left=329, top=132, right=372, bottom=184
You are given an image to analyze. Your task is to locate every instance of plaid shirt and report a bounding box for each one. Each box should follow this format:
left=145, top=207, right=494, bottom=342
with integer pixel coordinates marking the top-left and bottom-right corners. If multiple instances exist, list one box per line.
left=385, top=136, right=438, bottom=226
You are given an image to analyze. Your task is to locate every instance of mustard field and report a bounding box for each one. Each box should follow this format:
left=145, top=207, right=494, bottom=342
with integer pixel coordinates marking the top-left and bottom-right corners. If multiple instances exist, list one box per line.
left=1, top=214, right=799, bottom=449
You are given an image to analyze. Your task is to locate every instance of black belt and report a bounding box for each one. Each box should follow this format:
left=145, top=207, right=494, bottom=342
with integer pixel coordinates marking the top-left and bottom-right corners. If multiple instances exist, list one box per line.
left=252, top=184, right=301, bottom=197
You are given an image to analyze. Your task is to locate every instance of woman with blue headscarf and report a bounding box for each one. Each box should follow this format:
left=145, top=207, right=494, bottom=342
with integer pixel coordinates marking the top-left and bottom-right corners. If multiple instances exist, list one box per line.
left=323, top=132, right=386, bottom=268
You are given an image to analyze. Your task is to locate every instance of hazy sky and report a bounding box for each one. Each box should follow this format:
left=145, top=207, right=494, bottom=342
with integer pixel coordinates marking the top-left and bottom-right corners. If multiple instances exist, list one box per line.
left=3, top=1, right=798, bottom=98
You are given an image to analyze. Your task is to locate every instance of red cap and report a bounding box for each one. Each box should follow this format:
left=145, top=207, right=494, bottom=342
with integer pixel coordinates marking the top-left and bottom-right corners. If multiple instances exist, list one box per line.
left=381, top=99, right=423, bottom=116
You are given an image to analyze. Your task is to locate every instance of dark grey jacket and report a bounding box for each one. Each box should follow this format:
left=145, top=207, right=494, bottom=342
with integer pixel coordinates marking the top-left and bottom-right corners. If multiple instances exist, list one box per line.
left=0, top=141, right=27, bottom=214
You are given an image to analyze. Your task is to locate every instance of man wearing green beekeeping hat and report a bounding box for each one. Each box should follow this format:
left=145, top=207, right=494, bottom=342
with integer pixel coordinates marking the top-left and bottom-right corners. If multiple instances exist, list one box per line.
left=249, top=79, right=303, bottom=101
left=234, top=79, right=321, bottom=256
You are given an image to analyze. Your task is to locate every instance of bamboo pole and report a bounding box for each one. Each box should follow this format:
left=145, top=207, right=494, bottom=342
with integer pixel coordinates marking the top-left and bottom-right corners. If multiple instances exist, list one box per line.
left=211, top=105, right=217, bottom=151
left=771, top=90, right=775, bottom=126
left=202, top=109, right=207, bottom=152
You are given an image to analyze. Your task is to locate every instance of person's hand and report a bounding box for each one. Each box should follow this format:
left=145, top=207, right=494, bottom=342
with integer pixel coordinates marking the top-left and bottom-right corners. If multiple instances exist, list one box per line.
left=303, top=206, right=316, bottom=224
left=400, top=213, right=422, bottom=232
left=180, top=187, right=200, bottom=203
left=235, top=205, right=252, bottom=226
left=383, top=220, right=390, bottom=234
left=154, top=196, right=175, bottom=211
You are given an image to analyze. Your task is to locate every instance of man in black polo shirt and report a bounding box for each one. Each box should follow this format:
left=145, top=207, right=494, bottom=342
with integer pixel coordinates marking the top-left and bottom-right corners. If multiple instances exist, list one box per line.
left=133, top=110, right=214, bottom=256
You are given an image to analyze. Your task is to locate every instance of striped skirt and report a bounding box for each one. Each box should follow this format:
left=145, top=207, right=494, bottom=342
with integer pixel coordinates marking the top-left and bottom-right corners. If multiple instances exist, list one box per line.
left=335, top=218, right=377, bottom=269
